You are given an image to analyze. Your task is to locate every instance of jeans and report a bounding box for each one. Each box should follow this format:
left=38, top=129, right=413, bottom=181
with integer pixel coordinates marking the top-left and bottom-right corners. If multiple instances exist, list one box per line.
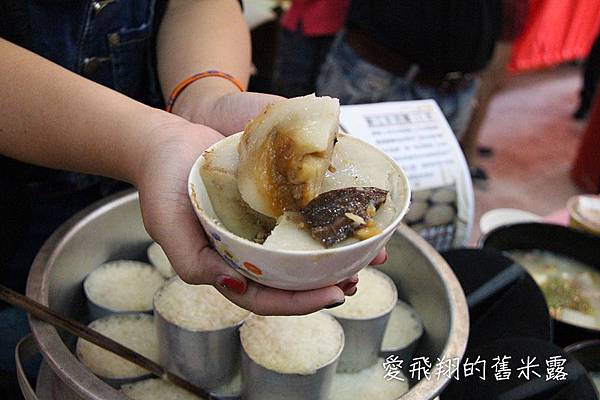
left=316, top=32, right=479, bottom=139
left=26, top=0, right=164, bottom=191
left=273, top=27, right=336, bottom=98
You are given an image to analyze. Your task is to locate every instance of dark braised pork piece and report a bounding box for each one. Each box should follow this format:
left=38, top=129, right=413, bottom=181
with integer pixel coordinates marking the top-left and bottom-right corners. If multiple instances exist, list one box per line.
left=300, top=187, right=388, bottom=247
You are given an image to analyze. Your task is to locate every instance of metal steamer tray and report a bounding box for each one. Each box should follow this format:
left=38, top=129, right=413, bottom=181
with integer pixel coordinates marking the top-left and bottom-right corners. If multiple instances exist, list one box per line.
left=20, top=190, right=468, bottom=400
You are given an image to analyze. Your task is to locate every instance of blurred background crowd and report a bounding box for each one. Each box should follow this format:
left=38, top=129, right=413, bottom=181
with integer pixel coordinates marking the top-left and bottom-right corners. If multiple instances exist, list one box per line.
left=245, top=0, right=600, bottom=194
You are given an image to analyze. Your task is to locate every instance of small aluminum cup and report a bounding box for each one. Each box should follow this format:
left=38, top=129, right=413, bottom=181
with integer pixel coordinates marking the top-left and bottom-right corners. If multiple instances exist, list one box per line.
left=85, top=295, right=155, bottom=322
left=83, top=261, right=162, bottom=321
left=240, top=316, right=343, bottom=400
left=154, top=279, right=246, bottom=389
left=241, top=349, right=340, bottom=400
left=379, top=300, right=424, bottom=370
left=209, top=370, right=242, bottom=400
left=85, top=296, right=118, bottom=322
left=75, top=313, right=155, bottom=388
left=331, top=271, right=398, bottom=373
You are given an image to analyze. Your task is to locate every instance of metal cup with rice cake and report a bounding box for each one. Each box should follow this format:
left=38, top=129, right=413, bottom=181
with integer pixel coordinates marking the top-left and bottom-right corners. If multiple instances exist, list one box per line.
left=121, top=378, right=202, bottom=400
left=380, top=300, right=424, bottom=366
left=83, top=260, right=165, bottom=320
left=76, top=313, right=158, bottom=387
left=326, top=267, right=398, bottom=372
left=210, top=370, right=242, bottom=399
left=188, top=94, right=410, bottom=290
left=329, top=358, right=409, bottom=400
left=240, top=312, right=344, bottom=400
left=153, top=277, right=250, bottom=389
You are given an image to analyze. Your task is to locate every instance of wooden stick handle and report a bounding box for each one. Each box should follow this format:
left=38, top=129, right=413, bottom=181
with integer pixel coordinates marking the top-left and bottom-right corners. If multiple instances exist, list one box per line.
left=0, top=284, right=212, bottom=399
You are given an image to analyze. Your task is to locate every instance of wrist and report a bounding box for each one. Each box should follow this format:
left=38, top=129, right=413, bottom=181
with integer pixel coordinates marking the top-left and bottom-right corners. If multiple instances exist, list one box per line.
left=126, top=107, right=187, bottom=187
left=169, top=76, right=241, bottom=125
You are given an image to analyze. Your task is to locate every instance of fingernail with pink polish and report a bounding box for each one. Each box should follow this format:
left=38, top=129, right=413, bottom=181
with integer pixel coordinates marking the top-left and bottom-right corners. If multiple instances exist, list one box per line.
left=217, top=275, right=246, bottom=295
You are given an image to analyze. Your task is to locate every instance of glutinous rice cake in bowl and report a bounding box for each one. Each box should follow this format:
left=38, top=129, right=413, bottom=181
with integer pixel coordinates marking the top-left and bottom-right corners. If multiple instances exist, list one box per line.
left=327, top=267, right=398, bottom=372
left=240, top=312, right=344, bottom=400
left=188, top=94, right=410, bottom=291
left=83, top=260, right=165, bottom=320
left=153, top=277, right=249, bottom=389
left=76, top=313, right=158, bottom=387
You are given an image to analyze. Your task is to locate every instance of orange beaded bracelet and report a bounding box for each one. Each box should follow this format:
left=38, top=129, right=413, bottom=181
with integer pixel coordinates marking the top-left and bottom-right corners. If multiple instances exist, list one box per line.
left=165, top=70, right=245, bottom=113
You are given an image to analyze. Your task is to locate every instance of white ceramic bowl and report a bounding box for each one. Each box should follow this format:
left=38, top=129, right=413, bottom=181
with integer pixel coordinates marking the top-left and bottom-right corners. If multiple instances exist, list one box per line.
left=479, top=208, right=541, bottom=236
left=188, top=132, right=410, bottom=290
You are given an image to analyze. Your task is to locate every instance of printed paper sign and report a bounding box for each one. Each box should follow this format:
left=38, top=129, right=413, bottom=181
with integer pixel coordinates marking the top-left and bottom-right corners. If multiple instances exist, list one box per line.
left=340, top=100, right=474, bottom=249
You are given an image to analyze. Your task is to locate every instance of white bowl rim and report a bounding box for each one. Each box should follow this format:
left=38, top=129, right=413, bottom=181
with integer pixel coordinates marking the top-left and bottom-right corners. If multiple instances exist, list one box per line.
left=187, top=132, right=411, bottom=255
left=479, top=207, right=541, bottom=236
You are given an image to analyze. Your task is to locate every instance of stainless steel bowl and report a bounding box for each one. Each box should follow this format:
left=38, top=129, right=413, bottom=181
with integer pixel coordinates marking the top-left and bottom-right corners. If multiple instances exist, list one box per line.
left=26, top=190, right=468, bottom=400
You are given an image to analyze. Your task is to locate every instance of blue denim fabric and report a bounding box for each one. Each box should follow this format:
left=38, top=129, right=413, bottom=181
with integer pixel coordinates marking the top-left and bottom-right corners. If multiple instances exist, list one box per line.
left=316, top=32, right=478, bottom=139
left=27, top=0, right=163, bottom=192
left=28, top=0, right=162, bottom=105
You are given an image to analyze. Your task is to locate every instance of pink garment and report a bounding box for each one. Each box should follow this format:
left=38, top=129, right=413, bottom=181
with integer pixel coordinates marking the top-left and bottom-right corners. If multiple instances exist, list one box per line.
left=281, top=0, right=350, bottom=37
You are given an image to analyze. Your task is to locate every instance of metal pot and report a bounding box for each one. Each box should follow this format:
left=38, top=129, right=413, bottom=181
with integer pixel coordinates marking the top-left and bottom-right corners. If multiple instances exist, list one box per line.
left=23, top=190, right=468, bottom=400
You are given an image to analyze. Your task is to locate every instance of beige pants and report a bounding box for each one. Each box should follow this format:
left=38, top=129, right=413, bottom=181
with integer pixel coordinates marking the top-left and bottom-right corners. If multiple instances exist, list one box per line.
left=461, top=42, right=513, bottom=166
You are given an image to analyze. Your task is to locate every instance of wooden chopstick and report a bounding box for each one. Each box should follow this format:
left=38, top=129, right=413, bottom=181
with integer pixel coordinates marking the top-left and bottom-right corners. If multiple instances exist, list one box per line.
left=0, top=284, right=213, bottom=399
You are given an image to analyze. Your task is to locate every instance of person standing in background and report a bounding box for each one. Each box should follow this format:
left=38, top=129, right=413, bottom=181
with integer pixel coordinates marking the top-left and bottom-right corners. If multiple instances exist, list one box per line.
left=460, top=0, right=530, bottom=182
left=574, top=33, right=600, bottom=120
left=316, top=0, right=503, bottom=140
left=274, top=0, right=349, bottom=97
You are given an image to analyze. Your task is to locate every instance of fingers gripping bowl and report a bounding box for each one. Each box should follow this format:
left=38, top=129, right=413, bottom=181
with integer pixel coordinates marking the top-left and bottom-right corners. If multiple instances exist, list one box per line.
left=187, top=98, right=410, bottom=290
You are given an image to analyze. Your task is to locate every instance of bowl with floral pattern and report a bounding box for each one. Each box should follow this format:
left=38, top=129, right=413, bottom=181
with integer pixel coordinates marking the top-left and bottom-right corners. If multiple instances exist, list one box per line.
left=188, top=132, right=410, bottom=290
